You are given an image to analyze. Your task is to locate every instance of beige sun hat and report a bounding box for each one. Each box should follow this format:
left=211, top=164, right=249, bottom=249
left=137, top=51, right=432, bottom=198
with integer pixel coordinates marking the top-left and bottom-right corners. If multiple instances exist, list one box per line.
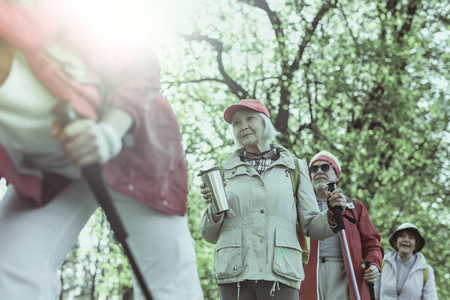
left=389, top=222, right=426, bottom=254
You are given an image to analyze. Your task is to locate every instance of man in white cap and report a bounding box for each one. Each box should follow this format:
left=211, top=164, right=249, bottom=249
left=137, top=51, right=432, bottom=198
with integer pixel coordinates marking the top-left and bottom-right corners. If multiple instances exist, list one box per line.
left=299, top=151, right=384, bottom=300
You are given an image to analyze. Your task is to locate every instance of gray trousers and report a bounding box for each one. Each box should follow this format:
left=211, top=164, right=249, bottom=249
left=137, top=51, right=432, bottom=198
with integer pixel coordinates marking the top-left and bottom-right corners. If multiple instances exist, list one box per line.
left=218, top=280, right=298, bottom=300
left=318, top=259, right=350, bottom=300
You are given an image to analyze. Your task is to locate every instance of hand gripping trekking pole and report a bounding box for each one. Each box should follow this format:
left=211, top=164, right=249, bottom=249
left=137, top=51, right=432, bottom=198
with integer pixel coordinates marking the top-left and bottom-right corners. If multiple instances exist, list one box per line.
left=327, top=182, right=361, bottom=300
left=364, top=259, right=376, bottom=300
left=55, top=102, right=153, bottom=300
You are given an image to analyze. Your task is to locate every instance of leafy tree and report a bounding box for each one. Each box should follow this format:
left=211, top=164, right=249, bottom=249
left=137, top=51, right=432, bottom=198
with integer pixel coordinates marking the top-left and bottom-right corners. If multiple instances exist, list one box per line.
left=159, top=0, right=449, bottom=298
left=60, top=210, right=133, bottom=300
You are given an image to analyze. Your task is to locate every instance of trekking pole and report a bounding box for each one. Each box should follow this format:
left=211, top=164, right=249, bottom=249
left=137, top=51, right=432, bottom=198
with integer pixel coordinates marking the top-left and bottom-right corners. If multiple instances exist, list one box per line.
left=54, top=102, right=153, bottom=300
left=364, top=259, right=376, bottom=300
left=327, top=182, right=361, bottom=300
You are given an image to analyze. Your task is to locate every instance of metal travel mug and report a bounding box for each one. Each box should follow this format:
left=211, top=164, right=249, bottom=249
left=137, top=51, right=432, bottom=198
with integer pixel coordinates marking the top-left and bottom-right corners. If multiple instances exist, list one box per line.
left=198, top=166, right=229, bottom=214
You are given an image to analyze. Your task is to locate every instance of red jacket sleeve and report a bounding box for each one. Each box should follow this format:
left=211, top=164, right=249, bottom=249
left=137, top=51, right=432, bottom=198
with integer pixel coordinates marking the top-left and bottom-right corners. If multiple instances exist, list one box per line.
left=355, top=200, right=384, bottom=270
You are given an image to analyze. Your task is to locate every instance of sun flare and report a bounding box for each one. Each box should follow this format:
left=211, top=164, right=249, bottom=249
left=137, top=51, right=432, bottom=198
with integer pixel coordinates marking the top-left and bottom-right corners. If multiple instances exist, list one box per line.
left=60, top=0, right=196, bottom=47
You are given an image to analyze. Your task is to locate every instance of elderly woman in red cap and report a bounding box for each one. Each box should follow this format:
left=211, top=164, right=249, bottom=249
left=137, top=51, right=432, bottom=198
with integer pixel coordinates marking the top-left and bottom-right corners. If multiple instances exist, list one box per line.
left=375, top=223, right=438, bottom=300
left=199, top=99, right=346, bottom=300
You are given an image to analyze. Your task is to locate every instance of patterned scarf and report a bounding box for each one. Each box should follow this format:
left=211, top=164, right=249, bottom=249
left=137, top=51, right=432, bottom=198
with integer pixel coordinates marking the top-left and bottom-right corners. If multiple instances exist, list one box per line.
left=243, top=148, right=279, bottom=175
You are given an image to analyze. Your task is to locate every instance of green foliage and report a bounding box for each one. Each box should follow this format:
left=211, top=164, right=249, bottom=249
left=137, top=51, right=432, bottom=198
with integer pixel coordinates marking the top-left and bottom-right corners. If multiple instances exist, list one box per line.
left=159, top=0, right=449, bottom=298
left=60, top=209, right=133, bottom=300
left=60, top=0, right=448, bottom=299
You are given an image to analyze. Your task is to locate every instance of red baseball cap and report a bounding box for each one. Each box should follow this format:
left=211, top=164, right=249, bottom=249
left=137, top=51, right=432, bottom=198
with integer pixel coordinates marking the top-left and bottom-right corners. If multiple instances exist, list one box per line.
left=223, top=99, right=270, bottom=124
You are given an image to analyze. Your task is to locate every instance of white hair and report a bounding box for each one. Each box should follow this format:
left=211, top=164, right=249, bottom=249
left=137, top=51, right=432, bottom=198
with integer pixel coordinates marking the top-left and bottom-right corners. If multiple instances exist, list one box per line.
left=230, top=109, right=279, bottom=147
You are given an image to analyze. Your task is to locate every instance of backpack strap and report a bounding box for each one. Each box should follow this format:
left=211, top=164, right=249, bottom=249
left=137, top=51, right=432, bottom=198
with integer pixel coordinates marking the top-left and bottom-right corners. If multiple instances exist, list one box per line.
left=423, top=265, right=428, bottom=285
left=347, top=198, right=358, bottom=220
left=290, top=157, right=300, bottom=204
left=220, top=164, right=225, bottom=180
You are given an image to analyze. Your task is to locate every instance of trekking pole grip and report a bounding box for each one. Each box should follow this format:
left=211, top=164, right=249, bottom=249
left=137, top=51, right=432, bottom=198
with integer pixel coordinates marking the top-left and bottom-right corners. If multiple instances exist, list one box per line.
left=53, top=102, right=78, bottom=127
left=364, top=259, right=376, bottom=300
left=327, top=181, right=345, bottom=231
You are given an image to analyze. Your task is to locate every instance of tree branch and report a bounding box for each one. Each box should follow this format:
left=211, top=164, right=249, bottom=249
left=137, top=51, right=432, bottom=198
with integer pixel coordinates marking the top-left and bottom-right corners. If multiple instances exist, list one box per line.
left=165, top=78, right=226, bottom=86
left=252, top=76, right=281, bottom=98
left=292, top=2, right=335, bottom=72
left=337, top=3, right=361, bottom=57
left=238, top=0, right=287, bottom=62
left=398, top=0, right=421, bottom=39
left=182, top=34, right=249, bottom=99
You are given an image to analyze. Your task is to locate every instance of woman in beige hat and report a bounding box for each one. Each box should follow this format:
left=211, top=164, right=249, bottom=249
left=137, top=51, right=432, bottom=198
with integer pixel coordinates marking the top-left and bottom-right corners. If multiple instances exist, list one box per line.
left=374, top=223, right=438, bottom=299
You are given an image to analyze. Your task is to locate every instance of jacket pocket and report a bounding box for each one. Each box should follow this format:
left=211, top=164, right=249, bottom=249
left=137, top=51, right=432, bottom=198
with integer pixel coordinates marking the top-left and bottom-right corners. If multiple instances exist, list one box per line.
left=273, top=228, right=303, bottom=281
left=214, top=229, right=243, bottom=279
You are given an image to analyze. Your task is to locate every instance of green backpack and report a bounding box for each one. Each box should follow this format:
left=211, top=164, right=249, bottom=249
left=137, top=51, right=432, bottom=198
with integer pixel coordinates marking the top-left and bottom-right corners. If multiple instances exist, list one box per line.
left=220, top=157, right=310, bottom=264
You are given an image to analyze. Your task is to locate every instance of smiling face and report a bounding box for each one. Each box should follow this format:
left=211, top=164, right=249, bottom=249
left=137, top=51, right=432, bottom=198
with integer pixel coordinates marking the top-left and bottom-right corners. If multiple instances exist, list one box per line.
left=395, top=230, right=417, bottom=260
left=232, top=109, right=267, bottom=153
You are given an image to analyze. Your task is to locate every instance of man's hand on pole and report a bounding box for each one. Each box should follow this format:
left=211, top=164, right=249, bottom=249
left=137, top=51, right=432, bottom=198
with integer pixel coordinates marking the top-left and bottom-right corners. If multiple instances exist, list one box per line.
left=327, top=188, right=347, bottom=212
left=362, top=263, right=380, bottom=283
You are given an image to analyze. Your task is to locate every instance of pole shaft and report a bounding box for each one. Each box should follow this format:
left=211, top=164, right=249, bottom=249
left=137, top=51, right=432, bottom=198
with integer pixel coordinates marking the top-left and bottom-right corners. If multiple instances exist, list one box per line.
left=340, top=229, right=361, bottom=300
left=83, top=166, right=153, bottom=300
left=54, top=102, right=153, bottom=300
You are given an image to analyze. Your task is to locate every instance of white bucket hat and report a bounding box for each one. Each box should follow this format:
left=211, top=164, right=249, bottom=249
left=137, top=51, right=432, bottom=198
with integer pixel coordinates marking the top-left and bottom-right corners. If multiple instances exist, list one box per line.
left=389, top=222, right=426, bottom=254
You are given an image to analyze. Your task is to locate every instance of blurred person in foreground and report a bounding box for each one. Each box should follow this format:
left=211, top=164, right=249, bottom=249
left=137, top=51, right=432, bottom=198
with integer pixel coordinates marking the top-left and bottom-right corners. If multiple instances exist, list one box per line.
left=299, top=151, right=383, bottom=300
left=199, top=99, right=347, bottom=299
left=375, top=223, right=438, bottom=300
left=0, top=1, right=202, bottom=299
